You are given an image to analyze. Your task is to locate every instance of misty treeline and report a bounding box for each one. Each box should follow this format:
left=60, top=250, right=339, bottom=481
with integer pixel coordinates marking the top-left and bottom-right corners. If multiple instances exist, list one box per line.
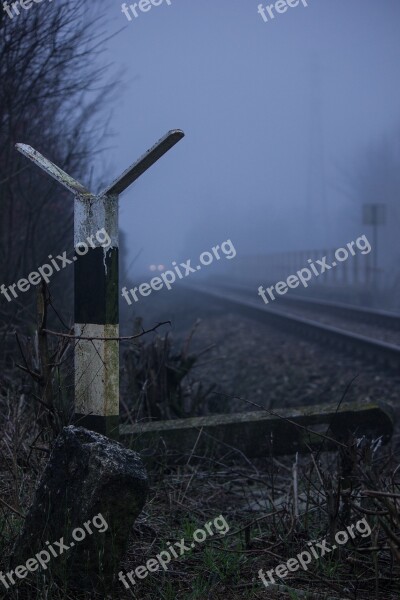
left=0, top=0, right=114, bottom=375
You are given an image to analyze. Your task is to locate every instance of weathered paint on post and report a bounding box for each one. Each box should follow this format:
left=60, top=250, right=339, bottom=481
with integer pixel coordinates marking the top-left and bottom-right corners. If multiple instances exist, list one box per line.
left=16, top=130, right=185, bottom=439
left=74, top=192, right=120, bottom=438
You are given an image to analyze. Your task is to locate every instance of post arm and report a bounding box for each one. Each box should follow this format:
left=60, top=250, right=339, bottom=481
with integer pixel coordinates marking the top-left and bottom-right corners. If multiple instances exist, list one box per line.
left=15, top=143, right=91, bottom=196
left=100, top=129, right=185, bottom=197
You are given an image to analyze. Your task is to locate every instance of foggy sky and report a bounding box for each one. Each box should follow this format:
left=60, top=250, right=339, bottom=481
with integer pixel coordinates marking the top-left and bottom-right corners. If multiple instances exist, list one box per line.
left=94, top=0, right=400, bottom=275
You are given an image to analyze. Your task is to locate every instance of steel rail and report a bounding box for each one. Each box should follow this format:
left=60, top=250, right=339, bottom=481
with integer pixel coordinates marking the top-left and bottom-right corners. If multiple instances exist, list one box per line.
left=214, top=282, right=400, bottom=330
left=189, top=284, right=400, bottom=370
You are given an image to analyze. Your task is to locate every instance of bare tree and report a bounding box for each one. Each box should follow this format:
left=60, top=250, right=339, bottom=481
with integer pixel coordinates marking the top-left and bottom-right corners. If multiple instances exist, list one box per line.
left=0, top=0, right=116, bottom=368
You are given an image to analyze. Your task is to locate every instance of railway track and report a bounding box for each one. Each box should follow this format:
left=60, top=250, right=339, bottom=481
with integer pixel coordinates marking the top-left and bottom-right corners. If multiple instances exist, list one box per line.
left=188, top=282, right=400, bottom=371
left=218, top=283, right=400, bottom=331
left=215, top=282, right=400, bottom=330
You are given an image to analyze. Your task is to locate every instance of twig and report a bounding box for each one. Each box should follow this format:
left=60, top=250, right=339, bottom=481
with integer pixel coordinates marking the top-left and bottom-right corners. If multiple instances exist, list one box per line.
left=293, top=452, right=299, bottom=519
left=314, top=374, right=358, bottom=461
left=42, top=320, right=171, bottom=341
left=213, top=391, right=347, bottom=449
left=361, top=490, right=400, bottom=499
left=0, top=497, right=25, bottom=519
